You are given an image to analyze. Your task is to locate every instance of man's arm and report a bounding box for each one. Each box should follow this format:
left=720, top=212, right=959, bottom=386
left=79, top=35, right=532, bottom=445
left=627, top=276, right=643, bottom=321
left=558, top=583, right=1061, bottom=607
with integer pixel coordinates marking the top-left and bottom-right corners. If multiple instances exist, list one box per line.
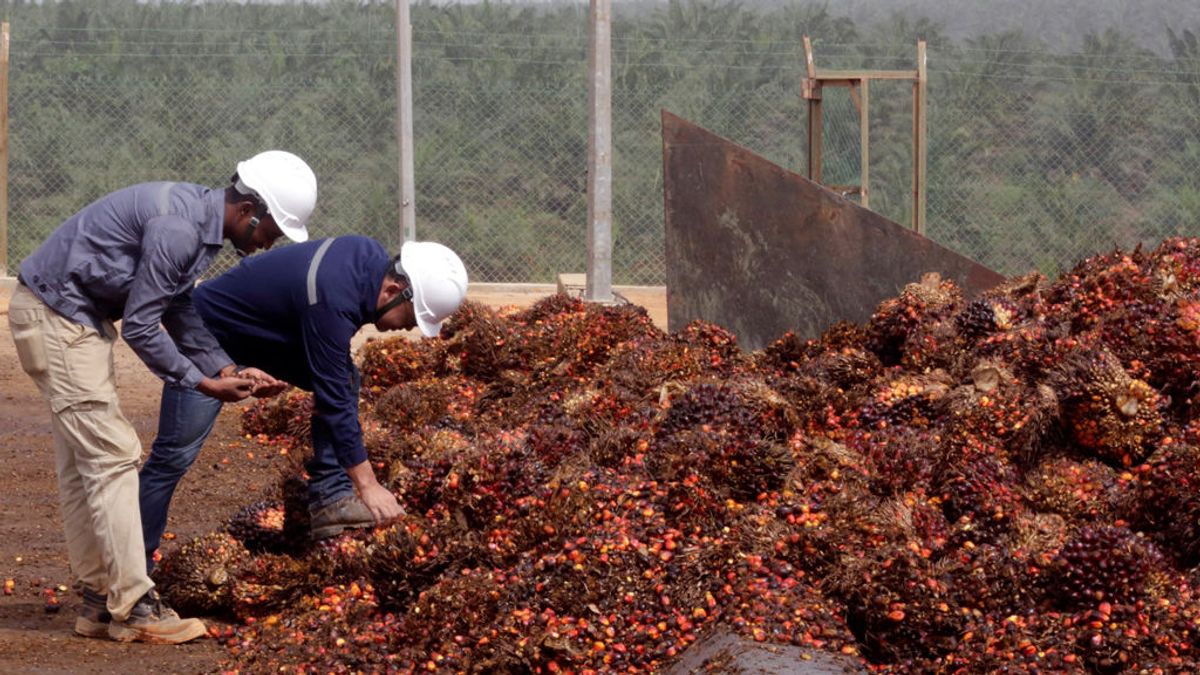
left=162, top=288, right=235, bottom=378
left=122, top=217, right=254, bottom=401
left=303, top=306, right=403, bottom=523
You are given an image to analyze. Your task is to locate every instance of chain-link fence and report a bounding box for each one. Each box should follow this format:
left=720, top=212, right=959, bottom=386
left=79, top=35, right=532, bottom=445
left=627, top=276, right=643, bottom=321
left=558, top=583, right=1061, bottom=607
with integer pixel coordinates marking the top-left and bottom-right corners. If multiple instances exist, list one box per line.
left=4, top=6, right=1200, bottom=284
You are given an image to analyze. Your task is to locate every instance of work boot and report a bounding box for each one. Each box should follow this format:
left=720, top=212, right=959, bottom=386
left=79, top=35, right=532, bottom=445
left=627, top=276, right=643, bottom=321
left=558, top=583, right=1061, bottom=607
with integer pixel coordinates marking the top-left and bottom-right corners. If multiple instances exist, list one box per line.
left=74, top=587, right=112, bottom=639
left=107, top=588, right=207, bottom=644
left=309, top=494, right=376, bottom=540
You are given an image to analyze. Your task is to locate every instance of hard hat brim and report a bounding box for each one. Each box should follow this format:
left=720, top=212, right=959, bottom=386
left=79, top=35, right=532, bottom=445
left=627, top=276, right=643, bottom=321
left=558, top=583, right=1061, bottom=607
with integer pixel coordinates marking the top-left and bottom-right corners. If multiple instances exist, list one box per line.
left=415, top=314, right=442, bottom=338
left=280, top=223, right=309, bottom=243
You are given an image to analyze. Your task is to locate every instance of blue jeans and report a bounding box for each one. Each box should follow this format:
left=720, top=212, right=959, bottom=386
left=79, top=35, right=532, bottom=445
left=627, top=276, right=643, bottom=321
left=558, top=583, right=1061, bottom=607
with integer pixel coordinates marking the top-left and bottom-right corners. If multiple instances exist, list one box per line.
left=139, top=382, right=355, bottom=573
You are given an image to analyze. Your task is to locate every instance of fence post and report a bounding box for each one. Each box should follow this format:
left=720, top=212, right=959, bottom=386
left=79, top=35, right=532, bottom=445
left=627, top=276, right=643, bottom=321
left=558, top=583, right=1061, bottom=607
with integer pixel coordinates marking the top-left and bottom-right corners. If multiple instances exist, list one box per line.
left=585, top=0, right=613, bottom=302
left=912, top=40, right=927, bottom=235
left=395, top=0, right=416, bottom=242
left=0, top=22, right=9, bottom=277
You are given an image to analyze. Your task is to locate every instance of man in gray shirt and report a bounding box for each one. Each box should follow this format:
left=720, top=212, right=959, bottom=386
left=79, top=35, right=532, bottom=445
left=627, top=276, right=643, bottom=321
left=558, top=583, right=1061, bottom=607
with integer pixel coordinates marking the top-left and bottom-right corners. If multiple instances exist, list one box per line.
left=8, top=150, right=315, bottom=644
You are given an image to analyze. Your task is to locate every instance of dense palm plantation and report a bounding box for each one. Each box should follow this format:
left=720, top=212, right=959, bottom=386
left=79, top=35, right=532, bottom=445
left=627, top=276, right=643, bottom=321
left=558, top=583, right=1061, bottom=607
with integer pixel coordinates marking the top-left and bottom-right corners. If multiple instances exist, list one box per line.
left=3, top=0, right=1200, bottom=282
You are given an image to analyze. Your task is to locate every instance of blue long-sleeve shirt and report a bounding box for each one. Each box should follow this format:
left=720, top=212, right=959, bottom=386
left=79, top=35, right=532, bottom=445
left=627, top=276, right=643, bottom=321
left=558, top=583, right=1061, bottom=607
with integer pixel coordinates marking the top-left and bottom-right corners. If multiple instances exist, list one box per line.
left=19, top=182, right=233, bottom=389
left=193, top=236, right=391, bottom=469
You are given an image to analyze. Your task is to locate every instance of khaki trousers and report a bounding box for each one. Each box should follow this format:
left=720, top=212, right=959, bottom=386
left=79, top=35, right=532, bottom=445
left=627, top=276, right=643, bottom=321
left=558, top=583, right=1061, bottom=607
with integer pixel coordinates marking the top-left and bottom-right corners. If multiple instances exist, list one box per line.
left=8, top=284, right=153, bottom=621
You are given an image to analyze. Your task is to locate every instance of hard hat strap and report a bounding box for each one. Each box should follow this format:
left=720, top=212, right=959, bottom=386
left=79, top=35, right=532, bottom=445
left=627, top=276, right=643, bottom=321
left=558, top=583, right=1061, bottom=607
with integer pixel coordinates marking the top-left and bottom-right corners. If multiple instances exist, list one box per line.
left=232, top=203, right=269, bottom=258
left=375, top=287, right=413, bottom=322
left=376, top=259, right=414, bottom=321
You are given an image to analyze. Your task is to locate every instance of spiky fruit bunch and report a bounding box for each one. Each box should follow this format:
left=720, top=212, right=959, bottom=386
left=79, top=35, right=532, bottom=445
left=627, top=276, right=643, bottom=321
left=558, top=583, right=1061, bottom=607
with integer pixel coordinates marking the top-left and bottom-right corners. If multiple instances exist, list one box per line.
left=853, top=426, right=942, bottom=496
left=939, top=454, right=1021, bottom=539
left=944, top=362, right=1058, bottom=466
left=225, top=581, right=390, bottom=673
left=1047, top=250, right=1150, bottom=334
left=1126, top=443, right=1200, bottom=566
left=511, top=292, right=586, bottom=324
left=1051, top=525, right=1165, bottom=608
left=673, top=319, right=742, bottom=363
left=223, top=499, right=287, bottom=554
left=448, top=305, right=525, bottom=381
left=1023, top=457, right=1119, bottom=523
left=1051, top=347, right=1165, bottom=466
left=866, top=272, right=963, bottom=366
left=946, top=543, right=1040, bottom=617
left=806, top=346, right=881, bottom=391
left=155, top=531, right=249, bottom=614
left=859, top=372, right=953, bottom=430
left=370, top=375, right=473, bottom=434
left=528, top=302, right=664, bottom=376
left=278, top=473, right=312, bottom=547
left=656, top=379, right=795, bottom=442
left=832, top=544, right=965, bottom=663
left=597, top=334, right=738, bottom=398
left=358, top=334, right=442, bottom=398
left=437, top=299, right=497, bottom=340
left=240, top=389, right=311, bottom=438
left=228, top=552, right=320, bottom=620
left=956, top=297, right=1020, bottom=342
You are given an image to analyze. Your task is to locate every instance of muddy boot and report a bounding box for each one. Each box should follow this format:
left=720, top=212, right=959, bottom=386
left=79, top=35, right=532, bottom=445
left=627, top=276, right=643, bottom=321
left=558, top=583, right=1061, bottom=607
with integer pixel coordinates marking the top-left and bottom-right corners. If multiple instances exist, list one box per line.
left=107, top=589, right=207, bottom=644
left=74, top=587, right=112, bottom=639
left=309, top=494, right=376, bottom=541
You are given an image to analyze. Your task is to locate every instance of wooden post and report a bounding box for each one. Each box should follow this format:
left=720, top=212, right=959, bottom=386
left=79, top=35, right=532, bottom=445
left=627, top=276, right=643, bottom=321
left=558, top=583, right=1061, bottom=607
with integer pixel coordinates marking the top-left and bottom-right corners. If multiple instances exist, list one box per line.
left=858, top=79, right=869, bottom=209
left=912, top=40, right=927, bottom=234
left=395, top=0, right=416, bottom=242
left=0, top=23, right=8, bottom=277
left=585, top=0, right=613, bottom=302
left=803, top=36, right=822, bottom=183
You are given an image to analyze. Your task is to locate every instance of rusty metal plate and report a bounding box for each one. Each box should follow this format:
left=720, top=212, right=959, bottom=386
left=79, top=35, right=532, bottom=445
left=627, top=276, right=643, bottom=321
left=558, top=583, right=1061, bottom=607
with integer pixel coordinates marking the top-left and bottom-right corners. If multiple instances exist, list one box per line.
left=662, top=110, right=1004, bottom=350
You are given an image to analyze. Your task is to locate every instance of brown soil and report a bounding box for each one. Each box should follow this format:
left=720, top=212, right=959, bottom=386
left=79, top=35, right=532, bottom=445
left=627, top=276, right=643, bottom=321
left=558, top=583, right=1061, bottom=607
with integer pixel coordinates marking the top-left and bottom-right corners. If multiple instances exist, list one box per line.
left=0, top=283, right=665, bottom=674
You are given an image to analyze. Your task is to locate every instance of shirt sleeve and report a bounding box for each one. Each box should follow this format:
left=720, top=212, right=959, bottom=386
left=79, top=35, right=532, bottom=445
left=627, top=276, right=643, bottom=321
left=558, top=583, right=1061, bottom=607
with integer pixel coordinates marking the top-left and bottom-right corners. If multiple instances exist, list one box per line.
left=302, top=304, right=368, bottom=468
left=162, top=287, right=234, bottom=379
left=120, top=216, right=210, bottom=389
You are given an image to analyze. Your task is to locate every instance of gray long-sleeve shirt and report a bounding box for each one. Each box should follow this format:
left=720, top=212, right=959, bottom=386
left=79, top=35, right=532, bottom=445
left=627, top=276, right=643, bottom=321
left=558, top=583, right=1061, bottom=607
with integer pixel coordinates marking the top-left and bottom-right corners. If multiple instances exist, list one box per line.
left=19, top=182, right=233, bottom=389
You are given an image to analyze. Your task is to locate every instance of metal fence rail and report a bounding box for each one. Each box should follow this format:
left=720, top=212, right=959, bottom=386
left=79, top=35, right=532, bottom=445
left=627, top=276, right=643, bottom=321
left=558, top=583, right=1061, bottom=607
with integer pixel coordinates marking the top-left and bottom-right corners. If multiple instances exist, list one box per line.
left=4, top=19, right=1199, bottom=284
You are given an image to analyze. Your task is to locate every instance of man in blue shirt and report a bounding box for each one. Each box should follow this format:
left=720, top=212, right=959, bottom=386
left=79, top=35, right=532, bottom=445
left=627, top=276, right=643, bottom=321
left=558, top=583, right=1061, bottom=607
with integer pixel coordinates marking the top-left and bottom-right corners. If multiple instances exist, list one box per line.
left=8, top=151, right=318, bottom=644
left=139, top=236, right=468, bottom=571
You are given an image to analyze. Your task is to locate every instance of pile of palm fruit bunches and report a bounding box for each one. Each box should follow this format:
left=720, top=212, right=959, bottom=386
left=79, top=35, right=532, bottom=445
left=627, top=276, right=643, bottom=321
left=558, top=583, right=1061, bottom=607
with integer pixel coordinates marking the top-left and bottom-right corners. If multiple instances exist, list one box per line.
left=156, top=237, right=1200, bottom=674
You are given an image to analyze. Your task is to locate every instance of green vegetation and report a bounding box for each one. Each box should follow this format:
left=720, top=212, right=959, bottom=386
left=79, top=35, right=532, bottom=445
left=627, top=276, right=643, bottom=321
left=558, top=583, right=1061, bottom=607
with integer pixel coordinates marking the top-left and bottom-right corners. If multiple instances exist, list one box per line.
left=2, top=0, right=1199, bottom=282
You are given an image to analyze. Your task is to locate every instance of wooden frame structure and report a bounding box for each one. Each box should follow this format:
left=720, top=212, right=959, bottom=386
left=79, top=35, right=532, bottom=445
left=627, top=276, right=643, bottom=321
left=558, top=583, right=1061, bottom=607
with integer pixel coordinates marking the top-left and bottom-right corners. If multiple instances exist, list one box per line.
left=802, top=36, right=927, bottom=234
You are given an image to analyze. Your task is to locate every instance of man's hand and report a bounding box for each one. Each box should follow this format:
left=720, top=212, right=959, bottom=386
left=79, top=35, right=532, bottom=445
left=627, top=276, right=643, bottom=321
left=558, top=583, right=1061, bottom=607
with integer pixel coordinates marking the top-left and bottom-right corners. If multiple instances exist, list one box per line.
left=347, top=460, right=405, bottom=525
left=197, top=375, right=256, bottom=402
left=358, top=482, right=405, bottom=524
left=237, top=367, right=289, bottom=398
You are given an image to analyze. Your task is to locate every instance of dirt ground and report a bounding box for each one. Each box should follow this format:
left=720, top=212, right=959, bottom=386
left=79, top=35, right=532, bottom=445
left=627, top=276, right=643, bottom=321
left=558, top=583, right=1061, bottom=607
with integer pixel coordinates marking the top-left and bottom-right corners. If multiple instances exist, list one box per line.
left=0, top=282, right=665, bottom=675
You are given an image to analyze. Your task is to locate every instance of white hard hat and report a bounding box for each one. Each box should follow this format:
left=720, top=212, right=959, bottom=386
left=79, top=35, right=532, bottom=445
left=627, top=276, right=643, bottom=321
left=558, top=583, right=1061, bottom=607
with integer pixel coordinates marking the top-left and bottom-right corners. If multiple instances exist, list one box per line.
left=400, top=241, right=469, bottom=337
left=234, top=150, right=318, bottom=243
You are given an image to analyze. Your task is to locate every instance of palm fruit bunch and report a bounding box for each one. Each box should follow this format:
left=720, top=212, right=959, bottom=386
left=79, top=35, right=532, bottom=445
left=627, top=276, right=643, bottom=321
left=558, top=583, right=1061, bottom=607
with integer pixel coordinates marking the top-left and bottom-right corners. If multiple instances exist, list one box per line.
left=239, top=388, right=312, bottom=439
left=942, top=360, right=1059, bottom=466
left=222, top=499, right=287, bottom=554
left=1023, top=456, right=1121, bottom=523
left=368, top=374, right=474, bottom=434
left=1124, top=442, right=1200, bottom=565
left=828, top=542, right=965, bottom=664
left=851, top=426, right=941, bottom=496
left=938, top=451, right=1022, bottom=543
left=445, top=301, right=526, bottom=380
left=227, top=552, right=318, bottom=620
left=357, top=331, right=443, bottom=399
left=1049, top=345, right=1165, bottom=466
left=865, top=272, right=962, bottom=366
left=1050, top=525, right=1166, bottom=608
left=218, top=238, right=1200, bottom=673
left=154, top=531, right=249, bottom=614
left=858, top=371, right=953, bottom=431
